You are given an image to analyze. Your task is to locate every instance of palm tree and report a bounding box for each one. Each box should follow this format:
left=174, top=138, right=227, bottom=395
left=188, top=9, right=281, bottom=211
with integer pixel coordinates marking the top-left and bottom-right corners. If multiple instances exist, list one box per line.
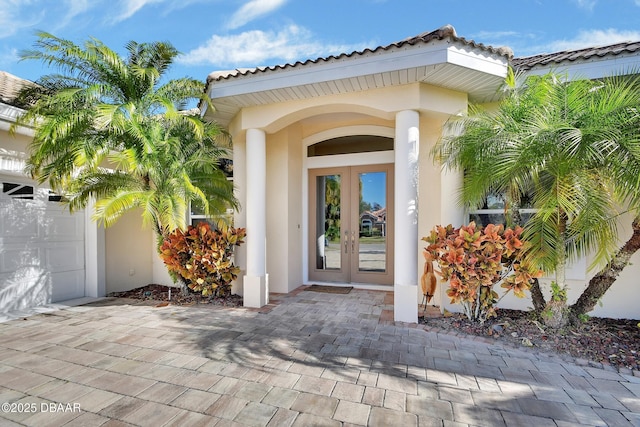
left=434, top=69, right=640, bottom=324
left=12, top=32, right=237, bottom=245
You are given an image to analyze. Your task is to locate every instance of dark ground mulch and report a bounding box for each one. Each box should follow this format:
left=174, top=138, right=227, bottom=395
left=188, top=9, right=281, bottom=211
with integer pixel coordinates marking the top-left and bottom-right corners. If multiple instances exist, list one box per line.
left=107, top=285, right=639, bottom=372
left=421, top=308, right=640, bottom=372
left=108, top=284, right=243, bottom=308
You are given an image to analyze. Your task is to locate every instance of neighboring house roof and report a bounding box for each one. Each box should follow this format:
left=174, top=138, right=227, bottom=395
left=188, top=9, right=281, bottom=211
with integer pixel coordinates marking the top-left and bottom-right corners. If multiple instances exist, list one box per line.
left=511, top=41, right=640, bottom=79
left=0, top=71, right=31, bottom=107
left=0, top=71, right=35, bottom=136
left=512, top=41, right=640, bottom=70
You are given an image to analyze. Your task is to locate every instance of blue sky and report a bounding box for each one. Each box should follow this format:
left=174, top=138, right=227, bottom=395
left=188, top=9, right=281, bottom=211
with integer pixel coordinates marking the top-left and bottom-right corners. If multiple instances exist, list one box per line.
left=1, top=0, right=639, bottom=84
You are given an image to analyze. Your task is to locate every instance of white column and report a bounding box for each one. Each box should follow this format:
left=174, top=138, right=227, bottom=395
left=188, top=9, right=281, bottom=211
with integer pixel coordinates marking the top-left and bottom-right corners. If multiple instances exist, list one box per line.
left=84, top=199, right=105, bottom=297
left=243, top=128, right=269, bottom=307
left=394, top=110, right=419, bottom=323
left=232, top=137, right=246, bottom=296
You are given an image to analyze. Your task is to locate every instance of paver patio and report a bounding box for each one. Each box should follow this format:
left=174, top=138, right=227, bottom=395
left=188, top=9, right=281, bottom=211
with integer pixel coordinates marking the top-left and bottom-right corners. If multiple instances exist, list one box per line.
left=0, top=287, right=638, bottom=426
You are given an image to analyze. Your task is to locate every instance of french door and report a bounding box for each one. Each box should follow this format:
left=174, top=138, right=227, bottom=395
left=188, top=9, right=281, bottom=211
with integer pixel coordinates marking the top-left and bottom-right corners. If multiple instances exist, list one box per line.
left=308, top=164, right=394, bottom=285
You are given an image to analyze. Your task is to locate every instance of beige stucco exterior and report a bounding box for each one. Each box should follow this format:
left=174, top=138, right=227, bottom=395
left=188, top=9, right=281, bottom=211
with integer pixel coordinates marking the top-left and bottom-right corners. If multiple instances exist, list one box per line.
left=204, top=32, right=640, bottom=321
left=104, top=210, right=154, bottom=293
left=214, top=75, right=472, bottom=319
left=1, top=30, right=638, bottom=320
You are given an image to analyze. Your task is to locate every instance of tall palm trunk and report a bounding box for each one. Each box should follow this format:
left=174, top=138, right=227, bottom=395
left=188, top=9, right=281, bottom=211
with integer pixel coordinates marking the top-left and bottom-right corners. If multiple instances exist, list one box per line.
left=571, top=216, right=640, bottom=318
left=506, top=196, right=546, bottom=313
left=543, top=212, right=570, bottom=328
left=529, top=279, right=546, bottom=314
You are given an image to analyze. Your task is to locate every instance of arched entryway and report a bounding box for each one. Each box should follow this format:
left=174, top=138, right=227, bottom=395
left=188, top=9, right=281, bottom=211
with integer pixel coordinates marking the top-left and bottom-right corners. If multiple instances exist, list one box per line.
left=306, top=135, right=394, bottom=286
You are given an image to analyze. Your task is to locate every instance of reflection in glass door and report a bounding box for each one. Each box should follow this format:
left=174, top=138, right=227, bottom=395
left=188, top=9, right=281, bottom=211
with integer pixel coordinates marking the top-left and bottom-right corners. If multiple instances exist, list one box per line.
left=356, top=171, right=387, bottom=273
left=309, top=165, right=393, bottom=285
left=314, top=174, right=342, bottom=271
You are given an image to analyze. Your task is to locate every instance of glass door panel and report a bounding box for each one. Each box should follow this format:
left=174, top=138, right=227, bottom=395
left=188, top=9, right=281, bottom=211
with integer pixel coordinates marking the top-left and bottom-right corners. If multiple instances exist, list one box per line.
left=357, top=171, right=387, bottom=273
left=309, top=168, right=349, bottom=283
left=309, top=164, right=393, bottom=285
left=314, top=174, right=341, bottom=271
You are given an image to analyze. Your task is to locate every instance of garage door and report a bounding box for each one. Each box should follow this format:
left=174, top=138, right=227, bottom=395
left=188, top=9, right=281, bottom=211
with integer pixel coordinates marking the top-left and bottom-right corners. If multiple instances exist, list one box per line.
left=0, top=178, right=85, bottom=313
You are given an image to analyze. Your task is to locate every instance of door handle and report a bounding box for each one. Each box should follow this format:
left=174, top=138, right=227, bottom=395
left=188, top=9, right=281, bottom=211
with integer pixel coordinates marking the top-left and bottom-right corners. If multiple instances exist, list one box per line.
left=351, top=231, right=356, bottom=254
left=344, top=231, right=349, bottom=254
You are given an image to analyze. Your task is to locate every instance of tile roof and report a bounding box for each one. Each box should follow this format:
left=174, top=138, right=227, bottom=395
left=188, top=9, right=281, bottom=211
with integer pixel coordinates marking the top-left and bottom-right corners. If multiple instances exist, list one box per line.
left=512, top=41, right=640, bottom=70
left=0, top=71, right=32, bottom=106
left=207, top=25, right=513, bottom=83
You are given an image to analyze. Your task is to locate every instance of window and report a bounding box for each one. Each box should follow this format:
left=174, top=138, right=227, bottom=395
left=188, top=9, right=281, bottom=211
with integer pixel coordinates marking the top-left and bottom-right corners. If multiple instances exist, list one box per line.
left=468, top=192, right=536, bottom=227
left=188, top=158, right=234, bottom=227
left=2, top=182, right=34, bottom=200
left=307, top=135, right=393, bottom=157
left=1, top=180, right=71, bottom=206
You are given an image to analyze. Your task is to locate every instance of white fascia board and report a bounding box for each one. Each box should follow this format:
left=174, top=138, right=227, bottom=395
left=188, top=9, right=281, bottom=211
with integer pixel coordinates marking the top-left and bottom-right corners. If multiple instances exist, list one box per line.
left=208, top=44, right=456, bottom=99
left=446, top=46, right=509, bottom=78
left=0, top=102, right=33, bottom=136
left=0, top=103, right=23, bottom=123
left=524, top=54, right=640, bottom=80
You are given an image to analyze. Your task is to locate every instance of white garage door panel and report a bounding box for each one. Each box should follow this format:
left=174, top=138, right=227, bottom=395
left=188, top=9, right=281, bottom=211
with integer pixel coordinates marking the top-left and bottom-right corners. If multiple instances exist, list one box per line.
left=0, top=178, right=86, bottom=313
left=42, top=207, right=84, bottom=241
left=51, top=270, right=85, bottom=302
left=0, top=207, right=39, bottom=239
left=0, top=247, right=39, bottom=273
left=0, top=269, right=51, bottom=312
left=1, top=243, right=83, bottom=273
left=45, top=243, right=84, bottom=272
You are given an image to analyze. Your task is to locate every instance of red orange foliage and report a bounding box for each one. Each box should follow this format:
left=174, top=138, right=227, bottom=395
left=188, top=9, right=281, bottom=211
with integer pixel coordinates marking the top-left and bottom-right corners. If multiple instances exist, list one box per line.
left=422, top=222, right=541, bottom=322
left=160, top=221, right=246, bottom=297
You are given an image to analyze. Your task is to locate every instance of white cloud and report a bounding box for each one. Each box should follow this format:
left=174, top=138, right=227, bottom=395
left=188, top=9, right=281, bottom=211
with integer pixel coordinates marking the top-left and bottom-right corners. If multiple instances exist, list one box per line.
left=574, top=0, right=597, bottom=10
left=178, top=25, right=367, bottom=67
left=226, top=0, right=288, bottom=30
left=473, top=31, right=521, bottom=40
left=0, top=1, right=43, bottom=39
left=508, top=28, right=640, bottom=57
left=54, top=0, right=93, bottom=31
left=112, top=0, right=166, bottom=23
left=541, top=29, right=640, bottom=52
left=0, top=47, right=19, bottom=70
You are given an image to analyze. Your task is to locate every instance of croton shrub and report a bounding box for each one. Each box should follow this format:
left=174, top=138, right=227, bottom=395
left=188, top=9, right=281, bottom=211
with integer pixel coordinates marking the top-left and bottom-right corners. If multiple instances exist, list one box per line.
left=160, top=221, right=246, bottom=297
left=422, top=222, right=542, bottom=323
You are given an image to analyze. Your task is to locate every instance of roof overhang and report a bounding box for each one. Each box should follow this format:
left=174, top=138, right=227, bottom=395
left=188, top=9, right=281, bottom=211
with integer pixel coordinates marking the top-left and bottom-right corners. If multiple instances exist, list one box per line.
left=204, top=26, right=511, bottom=126
left=0, top=102, right=32, bottom=136
left=513, top=41, right=640, bottom=79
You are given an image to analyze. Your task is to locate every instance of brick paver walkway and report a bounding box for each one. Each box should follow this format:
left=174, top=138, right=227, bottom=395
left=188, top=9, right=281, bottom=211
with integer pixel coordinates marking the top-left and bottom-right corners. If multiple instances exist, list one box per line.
left=0, top=288, right=638, bottom=426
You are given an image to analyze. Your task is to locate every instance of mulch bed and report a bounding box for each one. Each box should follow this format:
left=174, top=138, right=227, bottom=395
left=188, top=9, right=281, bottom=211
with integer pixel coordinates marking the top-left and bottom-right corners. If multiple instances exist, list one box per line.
left=107, top=284, right=243, bottom=307
left=420, top=308, right=640, bottom=372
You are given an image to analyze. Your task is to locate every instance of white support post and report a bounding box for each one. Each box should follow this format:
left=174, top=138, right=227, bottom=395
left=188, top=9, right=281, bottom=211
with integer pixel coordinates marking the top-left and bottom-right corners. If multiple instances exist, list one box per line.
left=243, top=128, right=269, bottom=307
left=394, top=110, right=419, bottom=323
left=84, top=199, right=105, bottom=298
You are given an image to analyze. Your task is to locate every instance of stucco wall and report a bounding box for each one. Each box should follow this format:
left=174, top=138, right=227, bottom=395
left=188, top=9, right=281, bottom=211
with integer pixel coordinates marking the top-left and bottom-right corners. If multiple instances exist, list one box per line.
left=266, top=129, right=290, bottom=292
left=496, top=212, right=640, bottom=319
left=105, top=210, right=153, bottom=293
left=225, top=79, right=640, bottom=320
left=264, top=125, right=304, bottom=293
left=287, top=126, right=303, bottom=291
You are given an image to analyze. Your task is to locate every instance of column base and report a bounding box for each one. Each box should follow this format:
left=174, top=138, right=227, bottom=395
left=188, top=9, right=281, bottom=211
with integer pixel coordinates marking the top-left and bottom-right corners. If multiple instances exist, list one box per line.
left=394, top=283, right=418, bottom=323
left=243, top=274, right=269, bottom=308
